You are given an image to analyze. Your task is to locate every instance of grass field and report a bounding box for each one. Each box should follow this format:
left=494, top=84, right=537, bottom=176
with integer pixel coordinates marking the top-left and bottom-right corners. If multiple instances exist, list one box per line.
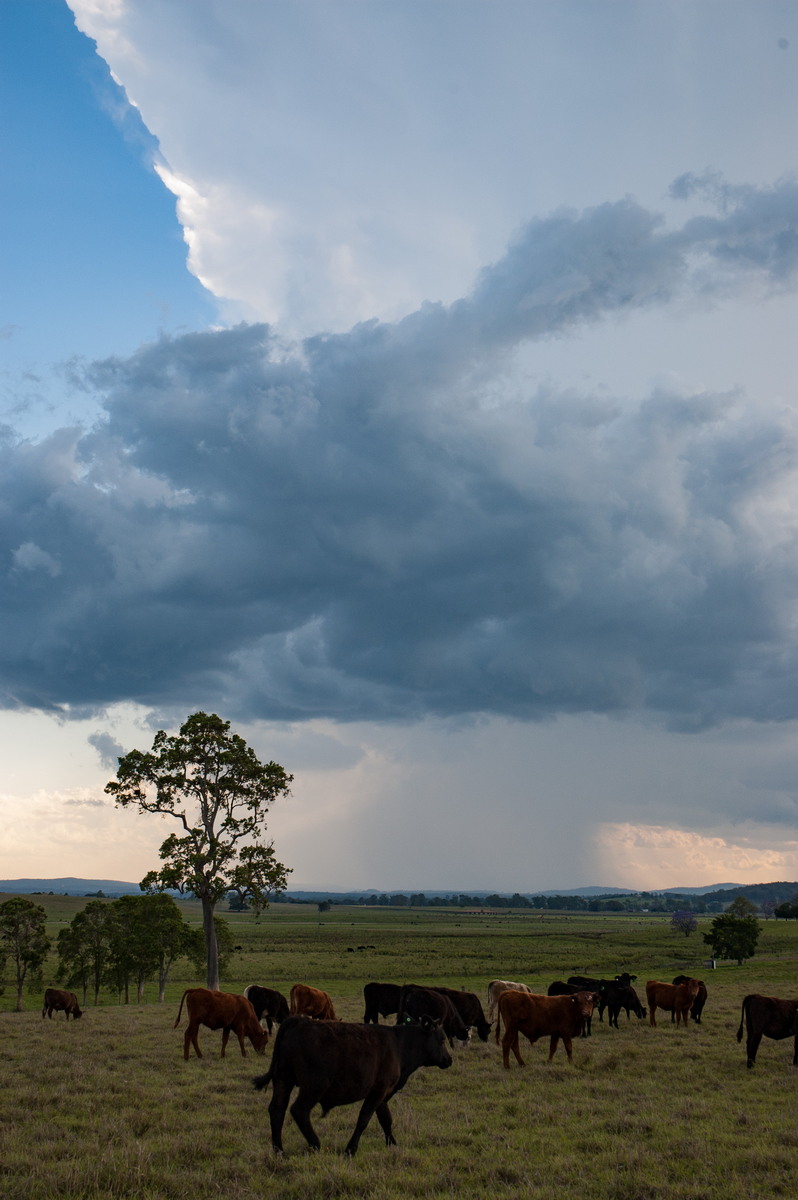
left=2, top=897, right=797, bottom=1199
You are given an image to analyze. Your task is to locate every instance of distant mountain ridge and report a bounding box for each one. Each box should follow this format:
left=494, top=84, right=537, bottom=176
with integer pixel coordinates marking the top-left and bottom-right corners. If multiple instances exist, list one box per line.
left=0, top=877, right=789, bottom=902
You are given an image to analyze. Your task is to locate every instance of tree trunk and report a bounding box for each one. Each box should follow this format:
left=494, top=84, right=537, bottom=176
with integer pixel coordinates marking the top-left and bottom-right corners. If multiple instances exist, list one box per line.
left=15, top=985, right=24, bottom=1012
left=202, top=898, right=219, bottom=990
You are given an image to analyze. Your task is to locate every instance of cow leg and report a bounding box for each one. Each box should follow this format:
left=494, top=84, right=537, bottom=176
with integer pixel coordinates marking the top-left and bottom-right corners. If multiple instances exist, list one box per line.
left=649, top=1005, right=657, bottom=1027
left=268, top=1081, right=292, bottom=1153
left=289, top=1090, right=322, bottom=1152
left=502, top=1030, right=525, bottom=1068
left=234, top=1026, right=249, bottom=1057
left=185, top=1022, right=202, bottom=1060
left=793, top=1036, right=798, bottom=1067
left=746, top=1031, right=762, bottom=1068
left=374, top=1100, right=396, bottom=1147
left=344, top=1090, right=387, bottom=1157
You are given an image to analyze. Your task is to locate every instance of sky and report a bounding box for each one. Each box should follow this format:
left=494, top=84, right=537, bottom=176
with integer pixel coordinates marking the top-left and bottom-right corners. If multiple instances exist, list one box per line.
left=3, top=0, right=798, bottom=893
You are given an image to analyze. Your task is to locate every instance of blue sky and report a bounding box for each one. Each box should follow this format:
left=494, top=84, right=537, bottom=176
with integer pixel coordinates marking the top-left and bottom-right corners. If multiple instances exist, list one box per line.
left=3, top=0, right=798, bottom=892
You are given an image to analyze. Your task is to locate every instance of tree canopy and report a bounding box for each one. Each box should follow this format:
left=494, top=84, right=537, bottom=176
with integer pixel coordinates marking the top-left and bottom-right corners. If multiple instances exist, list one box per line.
left=0, top=897, right=51, bottom=1011
left=702, top=897, right=760, bottom=965
left=106, top=711, right=292, bottom=988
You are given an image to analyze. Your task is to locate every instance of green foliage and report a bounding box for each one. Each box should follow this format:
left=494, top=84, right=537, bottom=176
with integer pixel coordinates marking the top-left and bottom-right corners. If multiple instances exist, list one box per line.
left=703, top=904, right=761, bottom=965
left=0, top=897, right=51, bottom=1011
left=56, top=899, right=116, bottom=1005
left=105, top=711, right=292, bottom=989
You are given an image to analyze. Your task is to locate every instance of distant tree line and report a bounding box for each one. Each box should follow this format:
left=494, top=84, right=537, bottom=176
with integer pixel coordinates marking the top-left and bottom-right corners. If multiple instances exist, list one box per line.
left=287, top=891, right=731, bottom=913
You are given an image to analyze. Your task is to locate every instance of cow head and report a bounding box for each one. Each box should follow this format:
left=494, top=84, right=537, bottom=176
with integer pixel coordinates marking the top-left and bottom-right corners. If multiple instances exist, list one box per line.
left=418, top=1015, right=453, bottom=1070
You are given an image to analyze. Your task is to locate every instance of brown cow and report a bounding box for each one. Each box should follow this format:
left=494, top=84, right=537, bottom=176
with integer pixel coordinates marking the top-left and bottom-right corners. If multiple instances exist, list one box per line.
left=42, top=988, right=82, bottom=1020
left=495, top=990, right=596, bottom=1067
left=645, top=979, right=699, bottom=1027
left=290, top=983, right=339, bottom=1021
left=736, top=993, right=798, bottom=1069
left=173, top=988, right=269, bottom=1060
left=253, top=1014, right=452, bottom=1155
left=486, top=979, right=534, bottom=1021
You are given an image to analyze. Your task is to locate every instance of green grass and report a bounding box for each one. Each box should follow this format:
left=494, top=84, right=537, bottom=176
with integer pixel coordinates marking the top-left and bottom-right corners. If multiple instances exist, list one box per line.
left=2, top=899, right=798, bottom=1199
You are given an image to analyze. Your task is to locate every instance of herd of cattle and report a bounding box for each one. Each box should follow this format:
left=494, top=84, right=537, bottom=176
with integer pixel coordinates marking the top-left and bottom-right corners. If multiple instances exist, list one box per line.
left=40, top=975, right=798, bottom=1156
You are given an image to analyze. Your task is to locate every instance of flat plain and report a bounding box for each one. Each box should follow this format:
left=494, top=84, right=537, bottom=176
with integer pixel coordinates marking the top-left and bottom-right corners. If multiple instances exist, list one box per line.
left=2, top=898, right=797, bottom=1200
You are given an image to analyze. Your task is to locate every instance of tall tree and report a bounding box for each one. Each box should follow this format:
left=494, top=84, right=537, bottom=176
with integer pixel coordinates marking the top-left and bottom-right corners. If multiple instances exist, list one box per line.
left=0, top=897, right=51, bottom=1011
left=106, top=711, right=292, bottom=989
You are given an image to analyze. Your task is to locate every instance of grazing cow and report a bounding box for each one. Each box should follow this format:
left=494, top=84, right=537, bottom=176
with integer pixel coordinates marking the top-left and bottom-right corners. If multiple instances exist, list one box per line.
left=428, top=986, right=492, bottom=1042
left=363, top=981, right=402, bottom=1025
left=173, top=988, right=269, bottom=1060
left=253, top=1014, right=452, bottom=1155
left=671, top=975, right=708, bottom=1024
left=599, top=981, right=647, bottom=1029
left=42, top=988, right=82, bottom=1020
left=736, top=994, right=798, bottom=1069
left=495, top=990, right=596, bottom=1067
left=645, top=979, right=700, bottom=1027
left=547, top=982, right=600, bottom=1036
left=486, top=979, right=534, bottom=1021
left=289, top=983, right=338, bottom=1021
left=396, top=985, right=469, bottom=1046
left=243, top=985, right=290, bottom=1034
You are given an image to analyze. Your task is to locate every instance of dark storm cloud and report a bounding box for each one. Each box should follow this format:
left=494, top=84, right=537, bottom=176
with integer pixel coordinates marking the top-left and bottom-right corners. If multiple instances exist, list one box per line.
left=3, top=179, right=798, bottom=726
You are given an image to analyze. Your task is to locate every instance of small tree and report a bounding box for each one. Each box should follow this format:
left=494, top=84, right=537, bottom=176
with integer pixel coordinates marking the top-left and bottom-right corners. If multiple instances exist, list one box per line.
left=0, top=897, right=51, bottom=1011
left=671, top=910, right=698, bottom=937
left=703, top=898, right=760, bottom=965
left=106, top=712, right=292, bottom=989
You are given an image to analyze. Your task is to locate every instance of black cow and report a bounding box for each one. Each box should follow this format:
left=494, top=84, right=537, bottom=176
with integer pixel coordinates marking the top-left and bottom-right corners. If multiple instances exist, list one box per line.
left=363, top=981, right=402, bottom=1025
left=243, top=985, right=290, bottom=1034
left=567, top=973, right=637, bottom=1022
left=547, top=982, right=600, bottom=1036
left=253, top=1014, right=452, bottom=1155
left=428, top=986, right=492, bottom=1042
left=671, top=975, right=708, bottom=1024
left=396, top=985, right=469, bottom=1046
left=600, top=981, right=647, bottom=1028
left=736, top=994, right=798, bottom=1069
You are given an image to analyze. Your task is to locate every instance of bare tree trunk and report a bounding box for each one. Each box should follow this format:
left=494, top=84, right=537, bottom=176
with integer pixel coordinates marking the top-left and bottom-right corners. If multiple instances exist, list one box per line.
left=202, top=898, right=219, bottom=991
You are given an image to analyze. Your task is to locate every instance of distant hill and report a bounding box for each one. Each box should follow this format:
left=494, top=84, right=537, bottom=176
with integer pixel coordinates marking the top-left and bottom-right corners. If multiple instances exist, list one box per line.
left=3, top=878, right=795, bottom=906
left=0, top=876, right=141, bottom=897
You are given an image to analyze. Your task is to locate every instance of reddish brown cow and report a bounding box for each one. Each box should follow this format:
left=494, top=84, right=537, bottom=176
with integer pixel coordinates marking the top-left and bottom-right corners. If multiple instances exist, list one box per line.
left=495, top=990, right=596, bottom=1067
left=42, top=988, right=82, bottom=1020
left=290, top=983, right=339, bottom=1021
left=645, top=979, right=699, bottom=1027
left=173, top=988, right=269, bottom=1060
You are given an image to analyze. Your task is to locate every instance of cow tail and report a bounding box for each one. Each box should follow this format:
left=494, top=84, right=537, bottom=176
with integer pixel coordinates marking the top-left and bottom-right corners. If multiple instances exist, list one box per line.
left=173, top=990, right=189, bottom=1029
left=252, top=1066, right=273, bottom=1091
left=736, top=996, right=748, bottom=1043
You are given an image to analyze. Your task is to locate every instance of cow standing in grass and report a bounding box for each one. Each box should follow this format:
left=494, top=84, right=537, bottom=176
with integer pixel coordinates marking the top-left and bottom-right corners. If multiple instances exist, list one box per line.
left=174, top=988, right=268, bottom=1060
left=495, top=990, right=596, bottom=1067
left=42, top=988, right=82, bottom=1020
left=243, top=985, right=290, bottom=1034
left=736, top=994, right=798, bottom=1069
left=253, top=1014, right=452, bottom=1155
left=290, top=983, right=338, bottom=1020
left=645, top=979, right=700, bottom=1027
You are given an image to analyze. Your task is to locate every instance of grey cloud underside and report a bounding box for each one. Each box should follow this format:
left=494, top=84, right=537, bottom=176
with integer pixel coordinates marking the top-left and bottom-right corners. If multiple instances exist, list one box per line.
left=3, top=181, right=798, bottom=727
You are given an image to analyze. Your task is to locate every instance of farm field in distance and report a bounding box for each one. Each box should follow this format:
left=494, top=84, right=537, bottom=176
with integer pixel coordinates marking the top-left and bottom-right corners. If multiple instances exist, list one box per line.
left=2, top=897, right=798, bottom=1200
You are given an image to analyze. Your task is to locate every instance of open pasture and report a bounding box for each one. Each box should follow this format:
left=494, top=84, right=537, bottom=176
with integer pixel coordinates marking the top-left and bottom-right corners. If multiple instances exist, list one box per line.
left=2, top=903, right=798, bottom=1199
